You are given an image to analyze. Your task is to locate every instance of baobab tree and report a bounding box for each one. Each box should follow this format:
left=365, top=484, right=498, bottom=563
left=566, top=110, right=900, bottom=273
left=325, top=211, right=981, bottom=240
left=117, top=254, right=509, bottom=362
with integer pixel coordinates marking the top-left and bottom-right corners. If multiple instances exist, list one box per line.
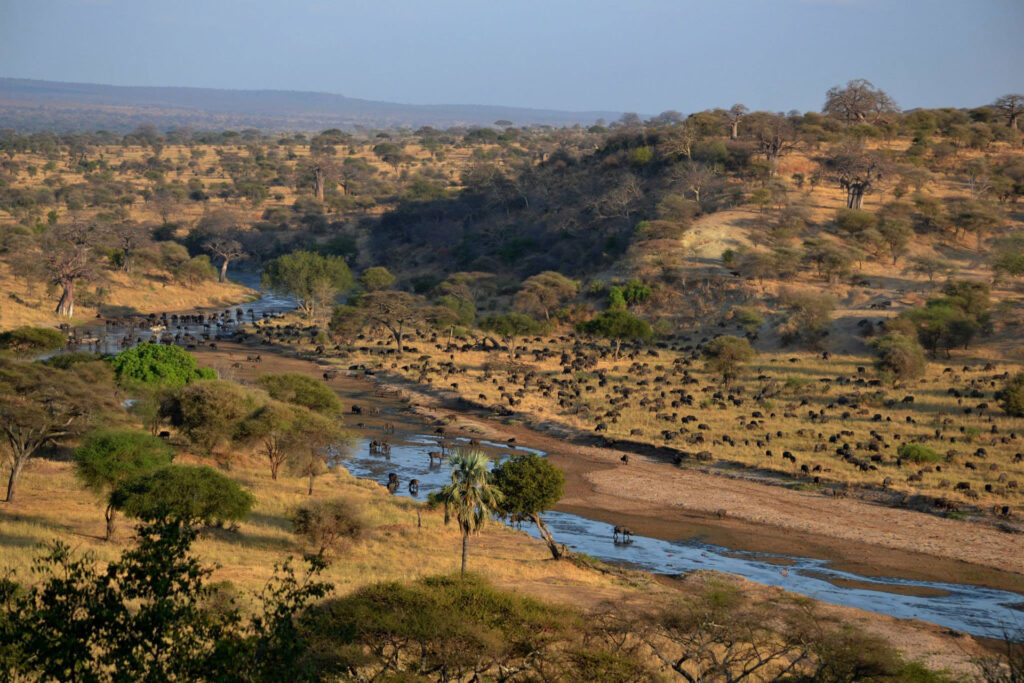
left=44, top=221, right=101, bottom=317
left=993, top=94, right=1024, bottom=130
left=823, top=79, right=898, bottom=123
left=725, top=104, right=749, bottom=140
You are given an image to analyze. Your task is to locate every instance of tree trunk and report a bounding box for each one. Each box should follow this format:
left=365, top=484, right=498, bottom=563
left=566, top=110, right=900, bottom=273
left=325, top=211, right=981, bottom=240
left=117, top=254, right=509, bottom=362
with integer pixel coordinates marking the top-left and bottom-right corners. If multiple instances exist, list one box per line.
left=308, top=472, right=314, bottom=495
left=532, top=514, right=566, bottom=560
left=219, top=258, right=229, bottom=283
left=847, top=186, right=865, bottom=210
left=55, top=279, right=75, bottom=317
left=730, top=120, right=739, bottom=140
left=5, top=456, right=25, bottom=502
left=270, top=462, right=279, bottom=480
left=104, top=504, right=117, bottom=540
left=461, top=532, right=468, bottom=575
left=313, top=167, right=325, bottom=202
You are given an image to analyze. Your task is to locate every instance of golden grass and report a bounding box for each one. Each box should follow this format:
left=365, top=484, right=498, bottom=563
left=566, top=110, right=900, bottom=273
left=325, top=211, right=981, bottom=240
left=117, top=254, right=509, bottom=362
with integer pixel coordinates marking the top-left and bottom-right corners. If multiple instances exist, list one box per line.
left=311, top=330, right=1024, bottom=515
left=0, top=262, right=257, bottom=329
left=0, top=449, right=625, bottom=605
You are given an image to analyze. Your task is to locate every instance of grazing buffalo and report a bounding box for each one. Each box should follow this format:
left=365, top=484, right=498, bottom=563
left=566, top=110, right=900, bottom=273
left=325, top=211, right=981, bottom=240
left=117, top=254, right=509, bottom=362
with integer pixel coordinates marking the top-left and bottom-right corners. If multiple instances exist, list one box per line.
left=408, top=479, right=420, bottom=495
left=386, top=472, right=399, bottom=494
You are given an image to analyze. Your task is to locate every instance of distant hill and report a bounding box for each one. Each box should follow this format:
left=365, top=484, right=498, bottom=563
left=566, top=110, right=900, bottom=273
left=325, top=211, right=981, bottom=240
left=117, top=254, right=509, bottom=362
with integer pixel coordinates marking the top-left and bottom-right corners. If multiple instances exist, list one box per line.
left=0, top=78, right=622, bottom=133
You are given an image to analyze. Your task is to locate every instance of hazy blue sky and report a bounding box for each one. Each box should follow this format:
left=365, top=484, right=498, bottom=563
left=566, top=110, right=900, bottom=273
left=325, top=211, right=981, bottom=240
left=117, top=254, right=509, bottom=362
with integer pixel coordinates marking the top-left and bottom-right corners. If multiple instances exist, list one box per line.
left=1, top=0, right=1021, bottom=114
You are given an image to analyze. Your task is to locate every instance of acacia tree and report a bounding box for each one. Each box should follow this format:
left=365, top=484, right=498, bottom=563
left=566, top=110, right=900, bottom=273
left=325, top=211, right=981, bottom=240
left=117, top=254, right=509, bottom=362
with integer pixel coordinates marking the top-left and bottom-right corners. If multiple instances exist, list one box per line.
left=287, top=411, right=349, bottom=495
left=491, top=453, right=567, bottom=560
left=479, top=312, right=546, bottom=359
left=575, top=309, right=652, bottom=358
left=263, top=251, right=354, bottom=319
left=0, top=359, right=115, bottom=502
left=703, top=336, right=755, bottom=384
left=234, top=401, right=301, bottom=480
left=359, top=290, right=424, bottom=355
left=822, top=142, right=890, bottom=209
left=513, top=271, right=579, bottom=321
left=74, top=429, right=174, bottom=539
left=992, top=94, right=1024, bottom=130
left=823, top=79, right=898, bottom=123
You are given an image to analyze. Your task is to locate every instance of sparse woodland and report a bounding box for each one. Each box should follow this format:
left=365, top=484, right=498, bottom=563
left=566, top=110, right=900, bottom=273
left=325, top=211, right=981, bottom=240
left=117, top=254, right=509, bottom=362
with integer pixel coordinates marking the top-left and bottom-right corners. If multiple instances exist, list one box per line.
left=1, top=82, right=1024, bottom=680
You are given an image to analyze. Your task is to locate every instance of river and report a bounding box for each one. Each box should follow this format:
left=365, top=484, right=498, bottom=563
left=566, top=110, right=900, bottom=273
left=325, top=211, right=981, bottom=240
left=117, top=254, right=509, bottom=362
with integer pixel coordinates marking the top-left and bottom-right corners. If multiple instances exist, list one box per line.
left=50, top=268, right=1024, bottom=639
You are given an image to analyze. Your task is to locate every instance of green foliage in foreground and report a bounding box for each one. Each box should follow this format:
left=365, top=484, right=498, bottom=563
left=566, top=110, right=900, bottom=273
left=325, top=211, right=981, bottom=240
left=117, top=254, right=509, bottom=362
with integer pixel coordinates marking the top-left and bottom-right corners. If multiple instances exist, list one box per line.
left=0, top=326, right=65, bottom=357
left=0, top=519, right=331, bottom=682
left=109, top=343, right=215, bottom=387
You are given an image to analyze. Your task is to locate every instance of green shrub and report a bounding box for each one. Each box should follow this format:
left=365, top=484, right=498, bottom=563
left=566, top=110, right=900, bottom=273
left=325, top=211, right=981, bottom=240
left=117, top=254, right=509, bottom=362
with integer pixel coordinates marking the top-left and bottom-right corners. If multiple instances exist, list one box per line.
left=0, top=327, right=66, bottom=357
left=292, top=500, right=363, bottom=555
left=897, top=443, right=941, bottom=464
left=996, top=372, right=1024, bottom=417
left=872, top=333, right=927, bottom=381
left=109, top=343, right=213, bottom=387
left=110, top=464, right=254, bottom=526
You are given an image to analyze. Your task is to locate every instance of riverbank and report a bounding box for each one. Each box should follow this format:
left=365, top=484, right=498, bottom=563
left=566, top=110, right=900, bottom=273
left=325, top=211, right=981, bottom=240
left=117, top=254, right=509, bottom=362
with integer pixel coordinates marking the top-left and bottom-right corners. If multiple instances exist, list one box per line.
left=187, top=343, right=1015, bottom=676
left=0, top=263, right=257, bottom=329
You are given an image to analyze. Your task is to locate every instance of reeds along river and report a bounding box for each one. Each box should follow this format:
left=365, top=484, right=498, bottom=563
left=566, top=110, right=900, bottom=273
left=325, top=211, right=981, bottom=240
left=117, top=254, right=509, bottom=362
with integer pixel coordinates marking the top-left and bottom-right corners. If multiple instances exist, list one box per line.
left=50, top=268, right=1024, bottom=640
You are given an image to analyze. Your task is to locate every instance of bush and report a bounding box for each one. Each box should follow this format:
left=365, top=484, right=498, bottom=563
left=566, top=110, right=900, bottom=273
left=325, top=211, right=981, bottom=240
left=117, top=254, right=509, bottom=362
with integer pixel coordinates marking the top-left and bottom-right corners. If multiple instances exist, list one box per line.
left=872, top=333, right=927, bottom=381
left=258, top=372, right=341, bottom=414
left=164, top=380, right=262, bottom=457
left=897, top=443, right=942, bottom=464
left=110, top=464, right=254, bottom=526
left=0, top=327, right=66, bottom=357
left=109, top=343, right=214, bottom=387
left=40, top=351, right=102, bottom=369
left=777, top=289, right=835, bottom=347
left=703, top=336, right=755, bottom=383
left=292, top=500, right=363, bottom=555
left=996, top=372, right=1024, bottom=417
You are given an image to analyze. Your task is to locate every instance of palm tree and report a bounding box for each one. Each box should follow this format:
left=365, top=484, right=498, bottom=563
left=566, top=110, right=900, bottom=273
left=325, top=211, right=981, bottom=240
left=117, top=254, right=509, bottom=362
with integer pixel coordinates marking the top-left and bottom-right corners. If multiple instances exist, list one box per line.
left=434, top=449, right=503, bottom=575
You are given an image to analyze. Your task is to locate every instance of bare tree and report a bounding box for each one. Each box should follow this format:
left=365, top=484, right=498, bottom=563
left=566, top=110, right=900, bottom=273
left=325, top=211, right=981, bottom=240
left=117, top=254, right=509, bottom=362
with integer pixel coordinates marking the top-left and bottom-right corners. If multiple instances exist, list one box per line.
left=108, top=221, right=151, bottom=273
left=748, top=113, right=798, bottom=175
left=206, top=237, right=246, bottom=283
left=992, top=94, right=1024, bottom=130
left=821, top=142, right=890, bottom=209
left=194, top=209, right=246, bottom=282
left=42, top=222, right=101, bottom=317
left=823, top=79, right=898, bottom=123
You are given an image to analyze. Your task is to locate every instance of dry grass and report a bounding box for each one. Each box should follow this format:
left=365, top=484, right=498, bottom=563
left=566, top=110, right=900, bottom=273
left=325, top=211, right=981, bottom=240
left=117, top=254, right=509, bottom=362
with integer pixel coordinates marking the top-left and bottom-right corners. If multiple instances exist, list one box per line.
left=0, top=449, right=624, bottom=604
left=307, top=330, right=1024, bottom=517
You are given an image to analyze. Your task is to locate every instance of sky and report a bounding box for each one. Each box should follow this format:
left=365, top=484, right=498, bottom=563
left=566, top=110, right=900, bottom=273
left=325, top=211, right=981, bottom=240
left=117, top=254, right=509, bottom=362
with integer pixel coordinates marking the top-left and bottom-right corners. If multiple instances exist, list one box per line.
left=1, top=0, right=1022, bottom=115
